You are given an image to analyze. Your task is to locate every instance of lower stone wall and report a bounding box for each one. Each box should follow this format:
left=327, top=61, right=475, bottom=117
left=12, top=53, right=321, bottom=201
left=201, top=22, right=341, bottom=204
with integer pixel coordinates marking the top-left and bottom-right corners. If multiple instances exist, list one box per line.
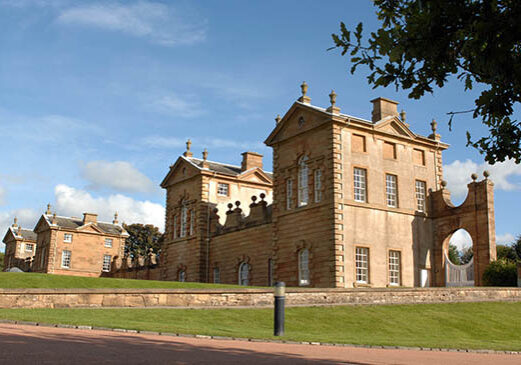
left=109, top=267, right=162, bottom=281
left=0, top=287, right=520, bottom=309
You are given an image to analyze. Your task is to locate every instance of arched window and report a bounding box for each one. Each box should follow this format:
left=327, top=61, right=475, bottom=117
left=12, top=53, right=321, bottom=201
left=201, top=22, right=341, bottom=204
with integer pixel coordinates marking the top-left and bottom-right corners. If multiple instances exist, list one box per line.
left=298, top=249, right=310, bottom=286
left=180, top=203, right=188, bottom=238
left=178, top=270, right=186, bottom=282
left=238, top=262, right=250, bottom=286
left=298, top=156, right=309, bottom=207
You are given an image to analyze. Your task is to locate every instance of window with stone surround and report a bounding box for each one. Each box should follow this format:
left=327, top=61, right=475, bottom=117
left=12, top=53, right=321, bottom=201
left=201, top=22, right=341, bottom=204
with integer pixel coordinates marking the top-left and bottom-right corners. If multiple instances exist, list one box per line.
left=298, top=156, right=309, bottom=207
left=173, top=214, right=178, bottom=239
left=389, top=250, right=401, bottom=286
left=189, top=209, right=194, bottom=235
left=314, top=169, right=322, bottom=202
left=24, top=243, right=34, bottom=252
left=351, top=134, right=366, bottom=153
left=213, top=267, right=220, bottom=284
left=238, top=262, right=250, bottom=286
left=413, top=148, right=425, bottom=166
left=180, top=204, right=188, bottom=238
left=354, top=168, right=367, bottom=202
left=286, top=178, right=293, bottom=210
left=383, top=141, right=397, bottom=159
left=40, top=246, right=46, bottom=268
left=61, top=250, right=71, bottom=269
left=415, top=180, right=426, bottom=212
left=178, top=270, right=186, bottom=282
left=386, top=174, right=398, bottom=207
left=298, top=249, right=310, bottom=286
left=217, top=183, right=229, bottom=196
left=104, top=238, right=113, bottom=248
left=355, top=247, right=369, bottom=284
left=63, top=233, right=72, bottom=243
left=102, top=255, right=111, bottom=272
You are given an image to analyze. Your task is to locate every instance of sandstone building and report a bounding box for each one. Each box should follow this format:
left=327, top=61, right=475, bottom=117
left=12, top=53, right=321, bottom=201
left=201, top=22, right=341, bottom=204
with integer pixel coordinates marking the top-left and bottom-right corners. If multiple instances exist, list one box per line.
left=3, top=205, right=128, bottom=277
left=139, top=83, right=496, bottom=288
left=2, top=218, right=37, bottom=271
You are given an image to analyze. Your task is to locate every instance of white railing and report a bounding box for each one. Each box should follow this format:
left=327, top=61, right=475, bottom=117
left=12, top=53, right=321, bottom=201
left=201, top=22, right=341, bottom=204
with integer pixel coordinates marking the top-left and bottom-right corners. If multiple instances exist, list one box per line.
left=445, top=252, right=475, bottom=287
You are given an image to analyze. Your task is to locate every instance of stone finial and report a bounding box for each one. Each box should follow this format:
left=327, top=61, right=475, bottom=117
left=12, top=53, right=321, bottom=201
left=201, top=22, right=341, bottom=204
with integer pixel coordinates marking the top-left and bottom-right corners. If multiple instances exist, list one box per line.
left=301, top=81, right=308, bottom=97
left=251, top=195, right=257, bottom=203
left=429, top=119, right=440, bottom=141
left=183, top=139, right=193, bottom=157
left=235, top=201, right=241, bottom=208
left=46, top=203, right=51, bottom=215
left=52, top=212, right=57, bottom=225
left=441, top=180, right=447, bottom=188
left=260, top=193, right=266, bottom=201
left=298, top=81, right=311, bottom=104
left=400, top=109, right=406, bottom=123
left=326, top=90, right=341, bottom=114
left=113, top=212, right=119, bottom=225
left=12, top=217, right=18, bottom=228
left=17, top=226, right=21, bottom=235
left=275, top=114, right=281, bottom=124
left=471, top=173, right=478, bottom=181
left=202, top=148, right=208, bottom=161
left=227, top=203, right=233, bottom=212
left=483, top=170, right=490, bottom=179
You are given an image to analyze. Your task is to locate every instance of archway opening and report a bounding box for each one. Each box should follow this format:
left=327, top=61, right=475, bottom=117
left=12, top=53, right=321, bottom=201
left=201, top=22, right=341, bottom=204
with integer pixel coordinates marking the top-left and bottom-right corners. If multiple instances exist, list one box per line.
left=445, top=229, right=474, bottom=286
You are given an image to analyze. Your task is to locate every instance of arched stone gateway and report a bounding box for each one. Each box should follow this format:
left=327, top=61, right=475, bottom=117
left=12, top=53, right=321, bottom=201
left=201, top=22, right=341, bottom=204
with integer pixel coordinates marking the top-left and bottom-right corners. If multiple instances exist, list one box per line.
left=431, top=173, right=496, bottom=286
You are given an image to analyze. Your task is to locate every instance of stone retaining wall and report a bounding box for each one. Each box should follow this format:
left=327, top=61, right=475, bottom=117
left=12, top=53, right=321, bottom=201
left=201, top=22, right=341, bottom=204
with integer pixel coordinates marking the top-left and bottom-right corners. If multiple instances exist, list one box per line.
left=1, top=287, right=521, bottom=309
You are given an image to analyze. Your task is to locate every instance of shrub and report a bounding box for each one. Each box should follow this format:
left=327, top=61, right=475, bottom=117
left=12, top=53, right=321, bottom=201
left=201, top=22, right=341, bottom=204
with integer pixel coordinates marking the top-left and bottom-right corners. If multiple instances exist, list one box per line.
left=483, top=259, right=518, bottom=287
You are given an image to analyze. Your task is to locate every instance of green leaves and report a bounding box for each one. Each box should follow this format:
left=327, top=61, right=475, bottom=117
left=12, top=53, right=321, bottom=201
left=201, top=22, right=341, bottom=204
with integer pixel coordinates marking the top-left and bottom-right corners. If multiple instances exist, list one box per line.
left=331, top=0, right=521, bottom=164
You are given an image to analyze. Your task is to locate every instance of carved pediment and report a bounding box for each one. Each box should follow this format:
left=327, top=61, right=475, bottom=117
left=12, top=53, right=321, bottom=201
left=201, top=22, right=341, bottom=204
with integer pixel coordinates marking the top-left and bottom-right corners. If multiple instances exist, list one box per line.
left=374, top=116, right=416, bottom=139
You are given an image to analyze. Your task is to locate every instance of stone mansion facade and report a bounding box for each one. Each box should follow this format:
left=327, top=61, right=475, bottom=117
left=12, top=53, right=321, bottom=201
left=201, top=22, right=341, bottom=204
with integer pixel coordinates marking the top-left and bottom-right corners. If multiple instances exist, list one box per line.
left=150, top=84, right=496, bottom=288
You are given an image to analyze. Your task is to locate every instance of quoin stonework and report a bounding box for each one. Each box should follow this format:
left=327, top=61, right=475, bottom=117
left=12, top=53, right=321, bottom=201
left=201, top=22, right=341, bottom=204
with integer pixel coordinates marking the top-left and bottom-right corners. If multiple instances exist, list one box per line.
left=113, top=83, right=495, bottom=288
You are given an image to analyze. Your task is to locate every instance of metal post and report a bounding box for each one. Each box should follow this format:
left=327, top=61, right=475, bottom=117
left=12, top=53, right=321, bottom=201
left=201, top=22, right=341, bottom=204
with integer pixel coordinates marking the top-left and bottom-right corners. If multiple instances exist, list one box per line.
left=274, top=282, right=285, bottom=336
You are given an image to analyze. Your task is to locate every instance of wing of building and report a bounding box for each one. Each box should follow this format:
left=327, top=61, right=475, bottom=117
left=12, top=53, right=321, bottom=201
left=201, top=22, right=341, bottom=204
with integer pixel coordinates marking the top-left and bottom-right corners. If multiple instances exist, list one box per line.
left=154, top=85, right=496, bottom=288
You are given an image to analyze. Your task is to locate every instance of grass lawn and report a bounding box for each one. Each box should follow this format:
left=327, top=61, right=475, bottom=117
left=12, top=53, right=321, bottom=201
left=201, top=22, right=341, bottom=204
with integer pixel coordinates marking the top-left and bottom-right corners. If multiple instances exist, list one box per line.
left=1, top=302, right=520, bottom=351
left=0, top=272, right=247, bottom=289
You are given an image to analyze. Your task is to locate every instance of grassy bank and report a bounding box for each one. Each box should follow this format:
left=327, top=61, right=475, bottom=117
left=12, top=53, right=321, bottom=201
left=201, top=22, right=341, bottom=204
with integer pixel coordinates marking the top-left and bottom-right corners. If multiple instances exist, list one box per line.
left=0, top=272, right=245, bottom=289
left=1, top=302, right=521, bottom=350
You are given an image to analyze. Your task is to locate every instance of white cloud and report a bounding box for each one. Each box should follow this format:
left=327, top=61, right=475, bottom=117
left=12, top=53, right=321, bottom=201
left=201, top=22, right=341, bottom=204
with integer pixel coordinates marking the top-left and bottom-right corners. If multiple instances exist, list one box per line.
left=151, top=94, right=205, bottom=118
left=496, top=233, right=516, bottom=246
left=0, top=186, right=6, bottom=206
left=141, top=136, right=266, bottom=151
left=443, top=159, right=521, bottom=198
left=449, top=229, right=472, bottom=251
left=0, top=208, right=40, bottom=251
left=54, top=184, right=164, bottom=230
left=80, top=160, right=157, bottom=194
left=56, top=2, right=206, bottom=46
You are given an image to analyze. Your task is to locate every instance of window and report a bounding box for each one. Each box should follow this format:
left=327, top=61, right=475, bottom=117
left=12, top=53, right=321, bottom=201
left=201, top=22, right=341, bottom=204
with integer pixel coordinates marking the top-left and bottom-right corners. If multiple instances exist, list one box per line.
left=173, top=214, right=178, bottom=239
left=298, top=156, right=309, bottom=207
left=213, top=267, right=220, bottom=284
left=383, top=142, right=396, bottom=159
left=180, top=204, right=187, bottom=238
left=102, top=255, right=111, bottom=272
left=355, top=247, right=369, bottom=284
left=353, top=168, right=367, bottom=202
left=63, top=233, right=72, bottom=243
left=413, top=149, right=425, bottom=166
left=178, top=270, right=186, bottom=282
left=24, top=243, right=34, bottom=252
left=386, top=174, right=398, bottom=207
left=217, top=183, right=229, bottom=196
left=61, top=250, right=71, bottom=269
left=268, top=259, right=274, bottom=286
left=238, top=262, right=250, bottom=286
left=104, top=238, right=113, bottom=248
left=351, top=134, right=366, bottom=153
left=286, top=179, right=293, bottom=210
left=415, top=180, right=426, bottom=212
left=298, top=249, right=310, bottom=286
left=40, top=246, right=46, bottom=268
left=314, top=169, right=322, bottom=203
left=389, top=251, right=401, bottom=286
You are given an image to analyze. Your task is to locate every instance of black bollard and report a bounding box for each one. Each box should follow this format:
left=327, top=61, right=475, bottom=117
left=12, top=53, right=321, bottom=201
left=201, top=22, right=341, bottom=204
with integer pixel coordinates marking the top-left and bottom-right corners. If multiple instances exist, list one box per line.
left=274, top=282, right=285, bottom=336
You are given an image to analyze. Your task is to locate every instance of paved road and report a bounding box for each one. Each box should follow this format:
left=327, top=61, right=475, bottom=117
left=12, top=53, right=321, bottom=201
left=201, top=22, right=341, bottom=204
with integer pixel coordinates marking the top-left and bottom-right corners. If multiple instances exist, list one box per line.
left=0, top=323, right=518, bottom=364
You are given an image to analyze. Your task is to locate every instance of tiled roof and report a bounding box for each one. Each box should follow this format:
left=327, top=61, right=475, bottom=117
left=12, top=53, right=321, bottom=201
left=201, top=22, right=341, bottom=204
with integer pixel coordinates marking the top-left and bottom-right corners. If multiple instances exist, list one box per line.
left=9, top=227, right=37, bottom=241
left=187, top=157, right=273, bottom=179
left=43, top=214, right=127, bottom=236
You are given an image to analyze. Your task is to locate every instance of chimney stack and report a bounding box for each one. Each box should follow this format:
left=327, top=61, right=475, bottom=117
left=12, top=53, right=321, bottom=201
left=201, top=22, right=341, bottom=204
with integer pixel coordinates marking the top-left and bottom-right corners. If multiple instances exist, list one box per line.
left=83, top=213, right=98, bottom=225
left=241, top=152, right=263, bottom=172
left=371, top=97, right=399, bottom=122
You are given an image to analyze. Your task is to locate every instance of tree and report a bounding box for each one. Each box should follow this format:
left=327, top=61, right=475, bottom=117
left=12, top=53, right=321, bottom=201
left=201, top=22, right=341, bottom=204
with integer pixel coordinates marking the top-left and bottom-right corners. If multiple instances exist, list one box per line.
left=496, top=244, right=518, bottom=262
left=448, top=244, right=461, bottom=265
left=331, top=0, right=521, bottom=164
left=123, top=223, right=163, bottom=257
left=460, top=246, right=474, bottom=264
left=483, top=259, right=517, bottom=286
left=512, top=235, right=521, bottom=259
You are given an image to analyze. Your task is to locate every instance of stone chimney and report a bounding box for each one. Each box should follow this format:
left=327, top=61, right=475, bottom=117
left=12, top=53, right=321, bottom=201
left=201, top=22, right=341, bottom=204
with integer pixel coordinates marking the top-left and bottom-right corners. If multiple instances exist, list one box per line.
left=241, top=152, right=263, bottom=171
left=83, top=213, right=98, bottom=225
left=371, top=97, right=399, bottom=122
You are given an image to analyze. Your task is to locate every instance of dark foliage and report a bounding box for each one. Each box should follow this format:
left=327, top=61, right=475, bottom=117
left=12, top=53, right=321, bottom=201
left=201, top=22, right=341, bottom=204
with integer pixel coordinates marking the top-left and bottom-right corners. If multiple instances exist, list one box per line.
left=483, top=259, right=518, bottom=286
left=123, top=223, right=163, bottom=257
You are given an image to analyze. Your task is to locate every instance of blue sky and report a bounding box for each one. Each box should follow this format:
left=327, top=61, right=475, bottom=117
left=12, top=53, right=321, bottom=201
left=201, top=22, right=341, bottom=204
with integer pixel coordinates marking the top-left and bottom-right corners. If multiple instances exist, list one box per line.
left=1, top=0, right=520, bottom=251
